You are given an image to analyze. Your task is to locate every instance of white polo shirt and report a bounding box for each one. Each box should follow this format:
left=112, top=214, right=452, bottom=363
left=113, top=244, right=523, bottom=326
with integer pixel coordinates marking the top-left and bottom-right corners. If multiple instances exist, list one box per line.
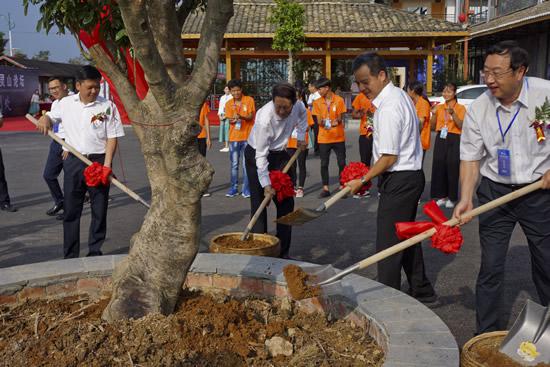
left=47, top=93, right=124, bottom=155
left=218, top=94, right=233, bottom=118
left=371, top=82, right=423, bottom=171
left=248, top=100, right=308, bottom=187
left=461, top=77, right=550, bottom=184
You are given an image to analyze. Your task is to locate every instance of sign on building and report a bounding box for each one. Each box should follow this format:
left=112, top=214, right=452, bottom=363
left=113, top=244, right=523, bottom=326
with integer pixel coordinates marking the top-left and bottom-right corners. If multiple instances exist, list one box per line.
left=0, top=66, right=40, bottom=117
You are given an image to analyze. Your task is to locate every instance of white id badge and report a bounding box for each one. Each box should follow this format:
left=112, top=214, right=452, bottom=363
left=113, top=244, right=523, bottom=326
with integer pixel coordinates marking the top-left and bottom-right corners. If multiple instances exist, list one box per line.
left=291, top=128, right=298, bottom=138
left=324, top=118, right=331, bottom=129
left=440, top=126, right=448, bottom=139
left=235, top=120, right=242, bottom=130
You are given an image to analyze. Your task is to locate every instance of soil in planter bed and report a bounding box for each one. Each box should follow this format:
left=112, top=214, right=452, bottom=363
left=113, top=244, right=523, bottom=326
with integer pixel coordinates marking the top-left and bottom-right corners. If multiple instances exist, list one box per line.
left=470, top=333, right=550, bottom=367
left=283, top=264, right=320, bottom=300
left=215, top=235, right=273, bottom=249
left=0, top=291, right=384, bottom=367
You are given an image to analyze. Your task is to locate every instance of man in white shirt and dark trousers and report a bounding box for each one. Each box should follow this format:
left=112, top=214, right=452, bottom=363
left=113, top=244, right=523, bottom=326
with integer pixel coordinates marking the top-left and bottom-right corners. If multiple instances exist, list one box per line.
left=453, top=41, right=550, bottom=334
left=43, top=77, right=69, bottom=220
left=38, top=65, right=125, bottom=258
left=346, top=53, right=435, bottom=303
left=245, top=82, right=308, bottom=258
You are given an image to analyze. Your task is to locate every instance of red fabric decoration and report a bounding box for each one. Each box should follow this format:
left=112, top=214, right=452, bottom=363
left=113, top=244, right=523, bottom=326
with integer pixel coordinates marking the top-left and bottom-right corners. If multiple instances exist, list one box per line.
left=340, top=162, right=371, bottom=195
left=458, top=13, right=467, bottom=23
left=395, top=221, right=435, bottom=240
left=269, top=170, right=295, bottom=202
left=395, top=200, right=464, bottom=254
left=431, top=224, right=463, bottom=254
left=84, top=162, right=104, bottom=187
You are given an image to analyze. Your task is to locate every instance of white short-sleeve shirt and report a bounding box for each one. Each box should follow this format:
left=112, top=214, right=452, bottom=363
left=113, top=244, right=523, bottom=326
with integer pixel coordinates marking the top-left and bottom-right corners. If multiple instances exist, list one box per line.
left=47, top=94, right=124, bottom=155
left=371, top=82, right=423, bottom=171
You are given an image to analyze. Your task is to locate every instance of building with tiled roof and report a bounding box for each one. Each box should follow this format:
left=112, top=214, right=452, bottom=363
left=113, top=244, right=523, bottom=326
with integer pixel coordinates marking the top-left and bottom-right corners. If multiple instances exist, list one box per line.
left=181, top=0, right=468, bottom=97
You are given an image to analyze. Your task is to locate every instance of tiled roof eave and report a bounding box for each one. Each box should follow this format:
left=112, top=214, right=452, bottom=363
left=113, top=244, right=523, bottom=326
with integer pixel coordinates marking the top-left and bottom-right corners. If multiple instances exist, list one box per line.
left=470, top=11, right=550, bottom=39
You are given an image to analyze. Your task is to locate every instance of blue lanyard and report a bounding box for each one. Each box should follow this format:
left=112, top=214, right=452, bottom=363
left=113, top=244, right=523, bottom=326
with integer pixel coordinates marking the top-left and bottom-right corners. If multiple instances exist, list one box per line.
left=496, top=106, right=521, bottom=144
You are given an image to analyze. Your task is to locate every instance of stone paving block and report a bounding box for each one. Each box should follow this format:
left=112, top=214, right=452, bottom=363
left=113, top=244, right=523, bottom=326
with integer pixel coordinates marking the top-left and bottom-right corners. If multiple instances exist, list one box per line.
left=21, top=259, right=87, bottom=287
left=388, top=331, right=458, bottom=349
left=385, top=345, right=459, bottom=367
left=384, top=318, right=451, bottom=334
left=82, top=256, right=117, bottom=276
left=0, top=268, right=28, bottom=291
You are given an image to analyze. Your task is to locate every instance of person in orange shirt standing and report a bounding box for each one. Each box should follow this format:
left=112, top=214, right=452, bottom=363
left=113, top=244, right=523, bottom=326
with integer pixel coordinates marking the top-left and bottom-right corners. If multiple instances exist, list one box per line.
left=197, top=100, right=212, bottom=197
left=430, top=82, right=466, bottom=208
left=224, top=79, right=256, bottom=198
left=312, top=77, right=347, bottom=198
left=407, top=81, right=432, bottom=166
left=286, top=88, right=314, bottom=197
left=351, top=92, right=375, bottom=198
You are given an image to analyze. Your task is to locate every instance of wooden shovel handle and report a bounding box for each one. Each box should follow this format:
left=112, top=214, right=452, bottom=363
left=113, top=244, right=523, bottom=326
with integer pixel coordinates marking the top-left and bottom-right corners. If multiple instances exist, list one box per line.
left=241, top=148, right=302, bottom=240
left=319, top=186, right=352, bottom=211
left=26, top=114, right=151, bottom=209
left=357, top=180, right=543, bottom=270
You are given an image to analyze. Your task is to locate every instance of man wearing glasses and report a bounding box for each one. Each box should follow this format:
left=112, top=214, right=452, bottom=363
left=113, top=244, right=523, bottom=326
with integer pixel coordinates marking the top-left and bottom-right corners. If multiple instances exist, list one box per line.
left=453, top=40, right=550, bottom=334
left=43, top=77, right=69, bottom=220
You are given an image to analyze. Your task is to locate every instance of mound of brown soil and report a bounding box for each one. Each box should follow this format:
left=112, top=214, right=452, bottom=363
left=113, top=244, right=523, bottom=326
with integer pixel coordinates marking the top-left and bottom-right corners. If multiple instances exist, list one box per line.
left=215, top=235, right=273, bottom=249
left=283, top=264, right=321, bottom=300
left=0, top=291, right=384, bottom=367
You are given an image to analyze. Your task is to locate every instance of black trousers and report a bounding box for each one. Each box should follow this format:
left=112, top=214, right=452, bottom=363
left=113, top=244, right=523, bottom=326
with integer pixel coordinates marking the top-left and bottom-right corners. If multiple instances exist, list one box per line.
left=197, top=138, right=207, bottom=157
left=358, top=135, right=373, bottom=167
left=0, top=148, right=10, bottom=205
left=312, top=116, right=320, bottom=154
left=244, top=145, right=294, bottom=257
left=376, top=170, right=435, bottom=297
left=43, top=140, right=64, bottom=205
left=430, top=132, right=460, bottom=202
left=319, top=142, right=346, bottom=187
left=476, top=177, right=550, bottom=333
left=63, top=154, right=110, bottom=258
left=286, top=148, right=308, bottom=188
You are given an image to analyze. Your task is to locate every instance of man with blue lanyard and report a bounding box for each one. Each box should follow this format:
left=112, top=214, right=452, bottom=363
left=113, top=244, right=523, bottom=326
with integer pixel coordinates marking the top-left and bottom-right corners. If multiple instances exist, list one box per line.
left=454, top=41, right=550, bottom=334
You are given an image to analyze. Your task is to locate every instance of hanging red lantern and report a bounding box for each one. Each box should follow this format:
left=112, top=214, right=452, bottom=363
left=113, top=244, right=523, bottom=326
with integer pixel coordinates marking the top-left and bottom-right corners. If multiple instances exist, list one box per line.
left=458, top=13, right=467, bottom=23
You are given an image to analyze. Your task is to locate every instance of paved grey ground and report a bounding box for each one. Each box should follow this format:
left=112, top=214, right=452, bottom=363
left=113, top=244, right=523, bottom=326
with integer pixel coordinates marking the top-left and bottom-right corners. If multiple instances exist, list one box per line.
left=0, top=125, right=539, bottom=347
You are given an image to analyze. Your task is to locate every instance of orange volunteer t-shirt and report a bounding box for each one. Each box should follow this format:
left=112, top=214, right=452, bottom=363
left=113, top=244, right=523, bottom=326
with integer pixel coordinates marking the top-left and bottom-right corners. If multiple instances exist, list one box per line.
left=434, top=102, right=466, bottom=135
left=312, top=94, right=346, bottom=144
left=352, top=93, right=374, bottom=136
left=225, top=95, right=256, bottom=142
left=287, top=109, right=315, bottom=149
left=416, top=98, right=431, bottom=150
left=197, top=102, right=211, bottom=139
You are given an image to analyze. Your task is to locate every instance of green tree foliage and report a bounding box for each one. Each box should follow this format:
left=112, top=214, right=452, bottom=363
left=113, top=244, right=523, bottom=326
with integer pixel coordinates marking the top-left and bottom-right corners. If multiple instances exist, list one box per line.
left=67, top=55, right=89, bottom=65
left=12, top=50, right=28, bottom=59
left=268, top=0, right=305, bottom=84
left=32, top=50, right=50, bottom=61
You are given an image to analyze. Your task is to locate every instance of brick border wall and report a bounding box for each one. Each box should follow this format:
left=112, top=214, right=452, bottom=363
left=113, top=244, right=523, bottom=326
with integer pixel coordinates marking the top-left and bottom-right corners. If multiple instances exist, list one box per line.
left=0, top=254, right=459, bottom=367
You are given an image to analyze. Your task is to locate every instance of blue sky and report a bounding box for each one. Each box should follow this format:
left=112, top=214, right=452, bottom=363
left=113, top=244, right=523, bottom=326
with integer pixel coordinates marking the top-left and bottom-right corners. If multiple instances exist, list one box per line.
left=1, top=0, right=81, bottom=62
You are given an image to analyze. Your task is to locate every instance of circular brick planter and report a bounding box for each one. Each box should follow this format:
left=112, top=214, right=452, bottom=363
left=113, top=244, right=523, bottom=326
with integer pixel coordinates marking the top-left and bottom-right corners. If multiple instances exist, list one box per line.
left=0, top=254, right=459, bottom=366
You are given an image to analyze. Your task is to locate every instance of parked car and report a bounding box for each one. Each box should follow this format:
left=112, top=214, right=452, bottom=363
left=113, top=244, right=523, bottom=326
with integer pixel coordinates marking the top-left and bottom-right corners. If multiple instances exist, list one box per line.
left=429, top=84, right=488, bottom=107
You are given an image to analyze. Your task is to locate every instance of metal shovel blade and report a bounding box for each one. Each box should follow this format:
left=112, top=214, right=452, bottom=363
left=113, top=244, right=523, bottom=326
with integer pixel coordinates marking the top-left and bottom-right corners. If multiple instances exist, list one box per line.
left=275, top=207, right=325, bottom=226
left=500, top=299, right=550, bottom=365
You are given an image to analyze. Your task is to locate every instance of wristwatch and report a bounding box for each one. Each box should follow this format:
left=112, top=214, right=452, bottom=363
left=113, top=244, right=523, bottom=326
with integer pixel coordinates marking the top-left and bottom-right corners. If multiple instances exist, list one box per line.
left=360, top=176, right=367, bottom=185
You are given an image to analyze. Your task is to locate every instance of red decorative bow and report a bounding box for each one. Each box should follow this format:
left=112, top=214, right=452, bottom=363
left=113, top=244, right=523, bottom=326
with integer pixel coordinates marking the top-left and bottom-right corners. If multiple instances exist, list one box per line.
left=269, top=170, right=294, bottom=203
left=340, top=162, right=371, bottom=195
left=84, top=162, right=112, bottom=187
left=395, top=200, right=463, bottom=254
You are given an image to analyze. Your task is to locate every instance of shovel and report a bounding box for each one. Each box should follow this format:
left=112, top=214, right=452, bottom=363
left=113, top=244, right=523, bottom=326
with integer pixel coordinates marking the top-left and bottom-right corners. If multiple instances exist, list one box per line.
left=306, top=179, right=543, bottom=287
left=240, top=148, right=302, bottom=240
left=500, top=300, right=550, bottom=365
left=26, top=114, right=151, bottom=209
left=276, top=186, right=352, bottom=226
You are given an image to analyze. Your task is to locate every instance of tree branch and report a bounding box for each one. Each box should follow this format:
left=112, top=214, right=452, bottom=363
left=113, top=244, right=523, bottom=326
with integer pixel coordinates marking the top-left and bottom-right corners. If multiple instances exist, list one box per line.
left=176, top=0, right=201, bottom=29
left=118, top=0, right=177, bottom=115
left=146, top=0, right=188, bottom=86
left=184, top=0, right=234, bottom=110
left=88, top=44, right=142, bottom=122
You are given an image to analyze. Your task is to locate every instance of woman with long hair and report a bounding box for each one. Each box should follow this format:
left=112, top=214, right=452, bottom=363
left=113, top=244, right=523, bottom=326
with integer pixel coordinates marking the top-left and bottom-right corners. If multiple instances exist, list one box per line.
left=430, top=83, right=466, bottom=208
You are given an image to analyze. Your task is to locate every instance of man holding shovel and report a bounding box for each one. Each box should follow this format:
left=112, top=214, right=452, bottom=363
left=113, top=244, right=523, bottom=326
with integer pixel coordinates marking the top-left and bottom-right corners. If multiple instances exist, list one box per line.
left=37, top=65, right=125, bottom=258
left=453, top=41, right=550, bottom=334
left=345, top=53, right=436, bottom=303
left=245, top=82, right=308, bottom=259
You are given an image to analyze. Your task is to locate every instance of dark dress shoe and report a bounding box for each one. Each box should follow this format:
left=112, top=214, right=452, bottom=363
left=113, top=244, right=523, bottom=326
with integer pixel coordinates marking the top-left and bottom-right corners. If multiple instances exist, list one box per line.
left=86, top=251, right=103, bottom=257
left=46, top=202, right=63, bottom=216
left=318, top=190, right=331, bottom=198
left=56, top=213, right=64, bottom=221
left=0, top=203, right=17, bottom=212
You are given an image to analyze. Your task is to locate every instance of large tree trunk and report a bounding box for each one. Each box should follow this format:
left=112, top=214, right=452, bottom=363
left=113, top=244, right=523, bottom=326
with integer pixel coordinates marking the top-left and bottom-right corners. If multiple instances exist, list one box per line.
left=288, top=50, right=295, bottom=85
left=103, top=115, right=213, bottom=321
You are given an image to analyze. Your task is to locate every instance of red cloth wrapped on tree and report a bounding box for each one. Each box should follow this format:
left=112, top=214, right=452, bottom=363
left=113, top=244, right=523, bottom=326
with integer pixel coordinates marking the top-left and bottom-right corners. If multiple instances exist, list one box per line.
left=269, top=170, right=294, bottom=203
left=395, top=200, right=464, bottom=254
left=340, top=162, right=371, bottom=195
left=84, top=162, right=112, bottom=187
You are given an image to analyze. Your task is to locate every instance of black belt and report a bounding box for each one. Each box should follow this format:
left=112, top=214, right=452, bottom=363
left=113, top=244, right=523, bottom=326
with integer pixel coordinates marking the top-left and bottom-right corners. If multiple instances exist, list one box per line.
left=485, top=177, right=534, bottom=191
left=71, top=153, right=105, bottom=159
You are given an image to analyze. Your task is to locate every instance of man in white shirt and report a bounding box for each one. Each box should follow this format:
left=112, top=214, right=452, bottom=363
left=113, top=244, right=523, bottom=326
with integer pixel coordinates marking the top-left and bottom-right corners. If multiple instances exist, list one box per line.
left=43, top=77, right=69, bottom=219
left=217, top=86, right=232, bottom=152
left=38, top=65, right=125, bottom=258
left=307, top=81, right=321, bottom=155
left=245, top=82, right=308, bottom=258
left=0, top=111, right=17, bottom=212
left=453, top=41, right=550, bottom=334
left=346, top=53, right=435, bottom=303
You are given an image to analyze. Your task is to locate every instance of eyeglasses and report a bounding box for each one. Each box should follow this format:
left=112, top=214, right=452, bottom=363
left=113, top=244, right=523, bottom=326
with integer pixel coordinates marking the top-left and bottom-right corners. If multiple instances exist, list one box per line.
left=482, top=68, right=514, bottom=80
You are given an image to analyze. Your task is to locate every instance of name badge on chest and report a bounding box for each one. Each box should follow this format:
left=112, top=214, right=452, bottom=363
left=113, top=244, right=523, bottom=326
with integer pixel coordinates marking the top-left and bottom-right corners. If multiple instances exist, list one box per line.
left=439, top=126, right=448, bottom=139
left=497, top=149, right=511, bottom=177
